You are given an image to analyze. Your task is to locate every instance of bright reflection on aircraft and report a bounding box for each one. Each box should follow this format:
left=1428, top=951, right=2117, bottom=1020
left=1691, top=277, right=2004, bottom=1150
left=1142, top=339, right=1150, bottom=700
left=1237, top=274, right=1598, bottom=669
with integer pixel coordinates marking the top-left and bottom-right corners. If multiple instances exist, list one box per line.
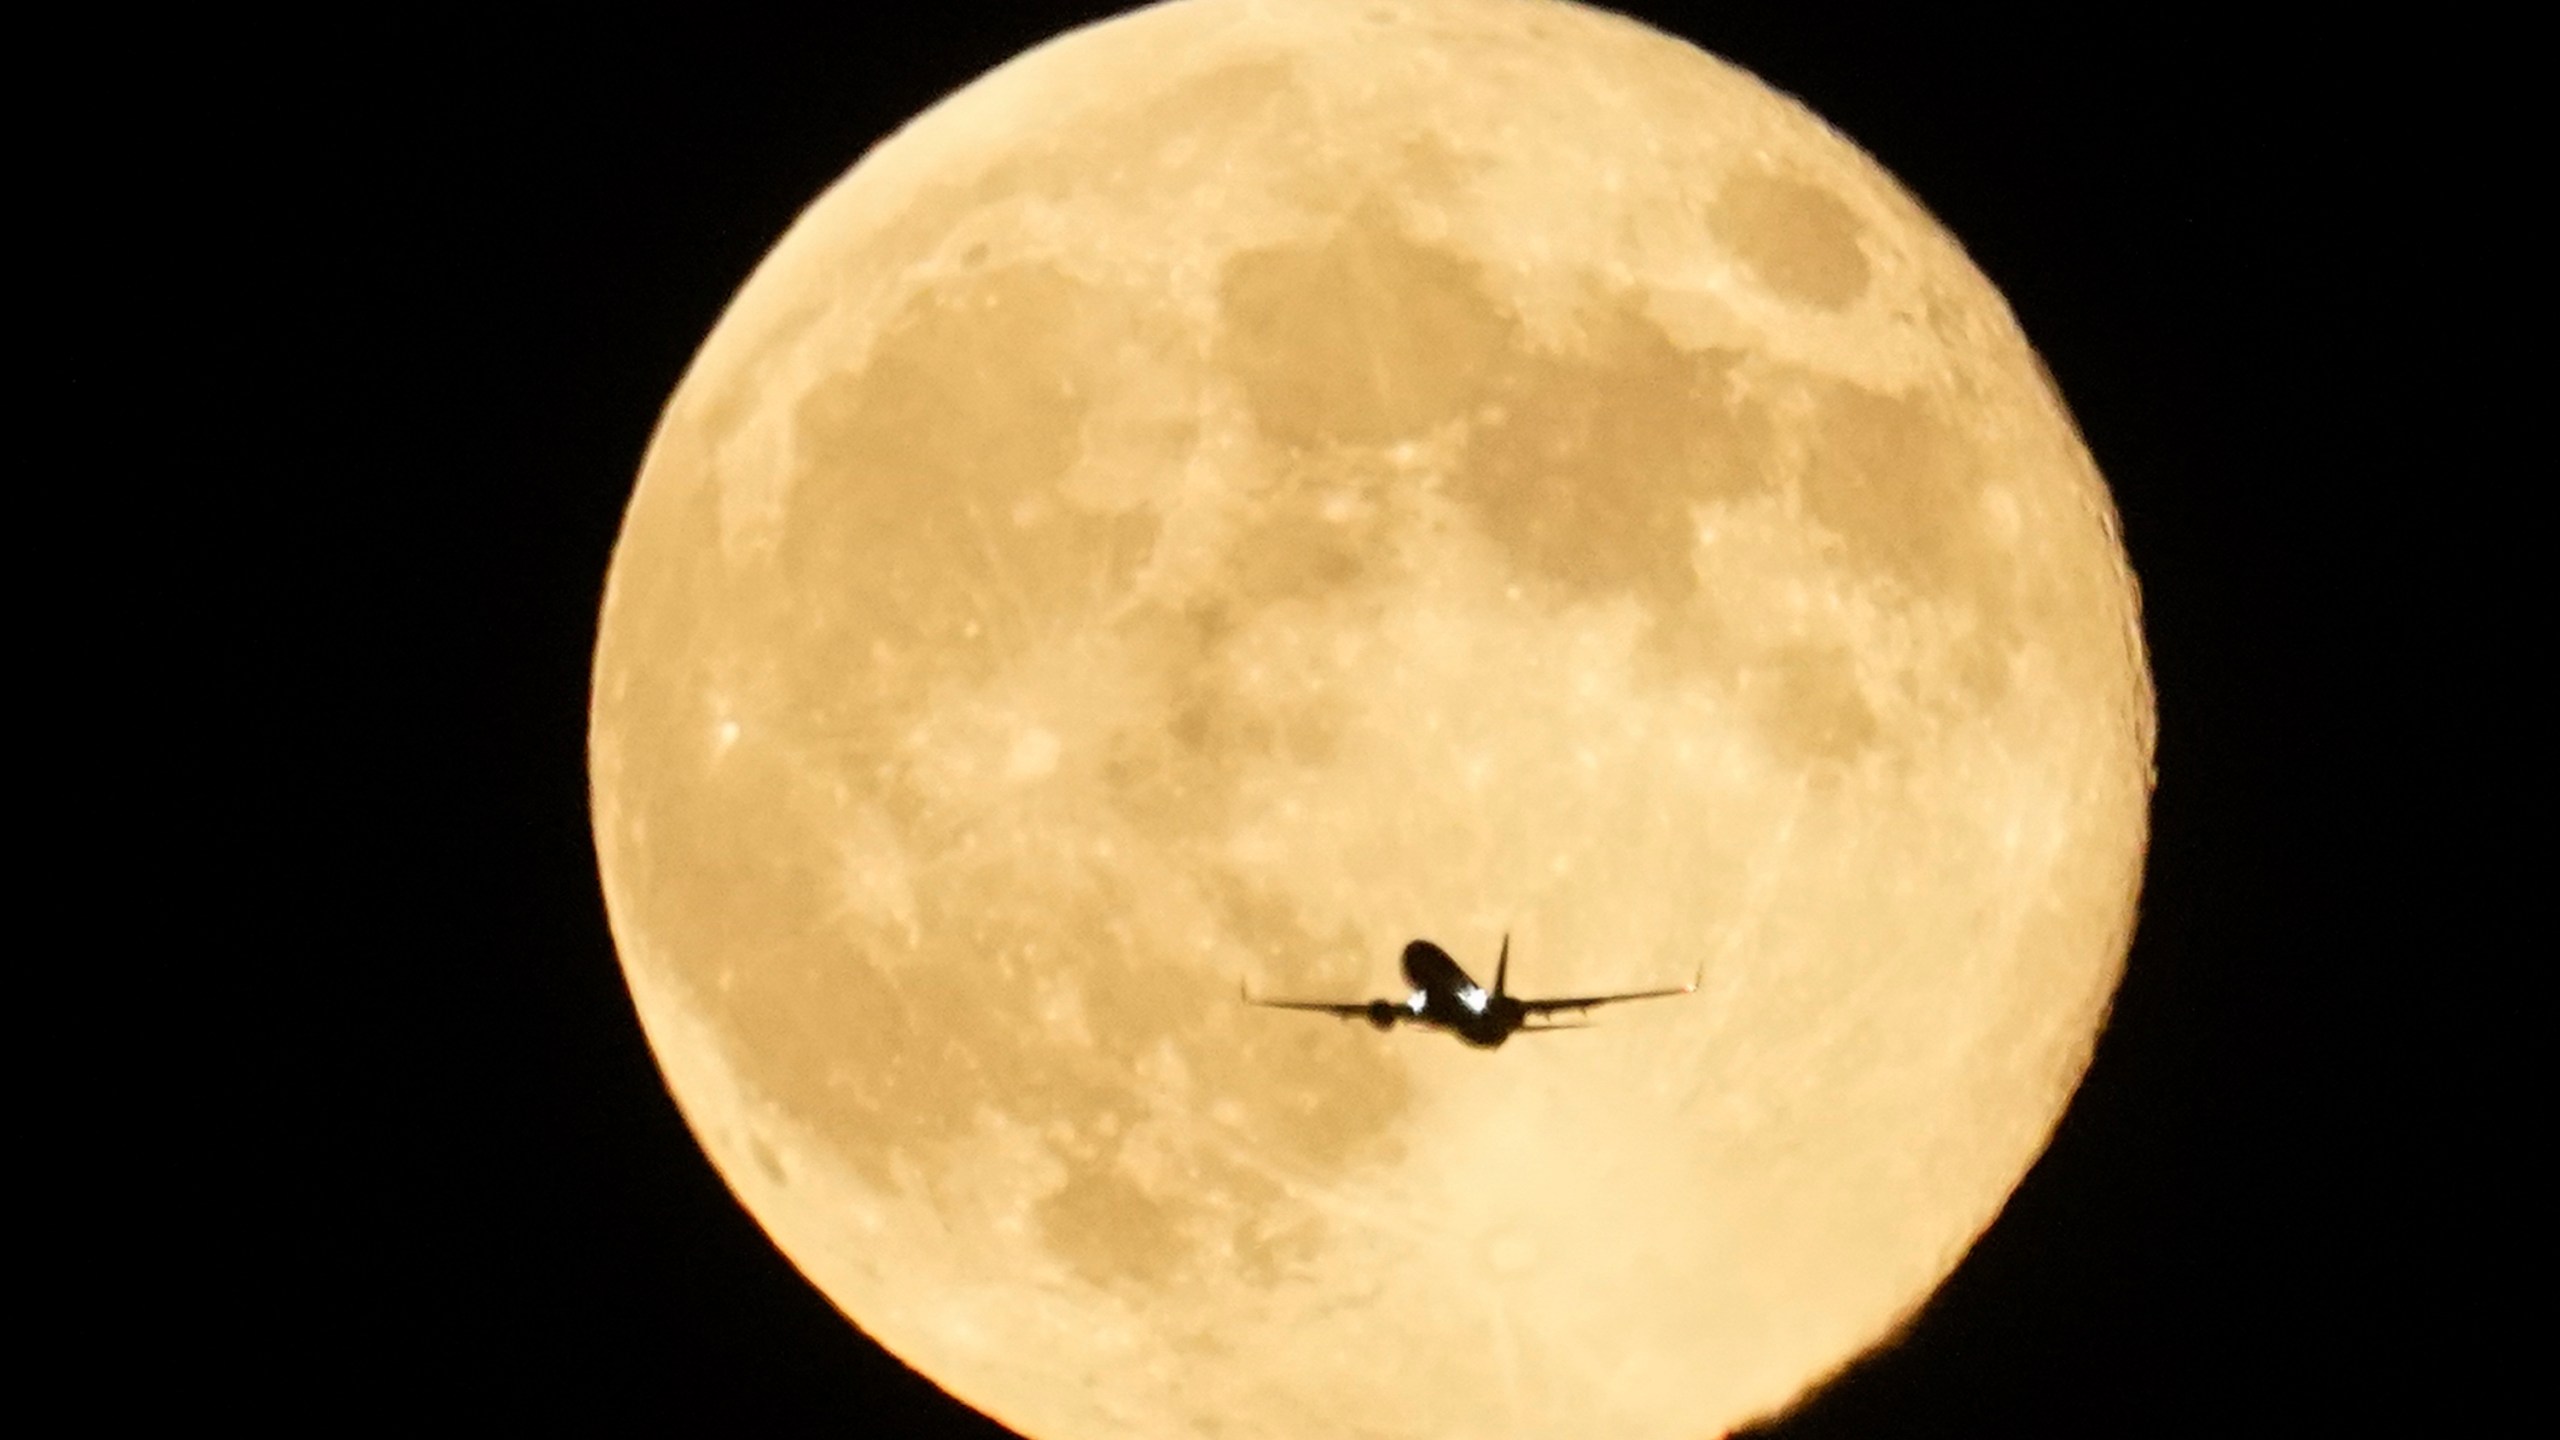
left=1244, top=935, right=1699, bottom=1050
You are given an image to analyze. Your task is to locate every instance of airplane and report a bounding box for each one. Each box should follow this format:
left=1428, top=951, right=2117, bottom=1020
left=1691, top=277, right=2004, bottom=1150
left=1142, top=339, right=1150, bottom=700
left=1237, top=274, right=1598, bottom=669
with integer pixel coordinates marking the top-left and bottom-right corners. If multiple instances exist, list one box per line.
left=1242, top=934, right=1699, bottom=1050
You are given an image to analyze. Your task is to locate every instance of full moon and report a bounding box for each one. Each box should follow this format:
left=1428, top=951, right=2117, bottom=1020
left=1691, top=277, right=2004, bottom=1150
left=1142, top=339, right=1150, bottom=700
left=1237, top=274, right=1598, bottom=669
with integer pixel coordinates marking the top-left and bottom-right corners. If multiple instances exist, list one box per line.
left=588, top=1, right=2154, bottom=1436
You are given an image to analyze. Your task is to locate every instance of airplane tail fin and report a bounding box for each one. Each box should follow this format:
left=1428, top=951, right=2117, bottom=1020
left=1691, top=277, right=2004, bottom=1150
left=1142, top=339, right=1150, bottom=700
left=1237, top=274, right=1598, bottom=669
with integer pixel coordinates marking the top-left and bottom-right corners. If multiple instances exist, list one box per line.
left=1494, top=932, right=1511, bottom=999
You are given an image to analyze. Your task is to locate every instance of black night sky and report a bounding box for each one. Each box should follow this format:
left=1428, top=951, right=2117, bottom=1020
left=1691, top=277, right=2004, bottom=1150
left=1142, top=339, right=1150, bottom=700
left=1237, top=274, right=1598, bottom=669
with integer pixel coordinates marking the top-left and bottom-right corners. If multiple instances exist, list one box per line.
left=302, top=3, right=2482, bottom=1434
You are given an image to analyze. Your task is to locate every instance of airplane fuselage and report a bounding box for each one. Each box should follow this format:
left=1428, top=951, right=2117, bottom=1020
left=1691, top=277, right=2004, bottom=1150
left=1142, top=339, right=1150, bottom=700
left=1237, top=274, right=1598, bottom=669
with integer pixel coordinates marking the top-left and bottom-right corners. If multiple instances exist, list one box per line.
left=1398, top=940, right=1526, bottom=1048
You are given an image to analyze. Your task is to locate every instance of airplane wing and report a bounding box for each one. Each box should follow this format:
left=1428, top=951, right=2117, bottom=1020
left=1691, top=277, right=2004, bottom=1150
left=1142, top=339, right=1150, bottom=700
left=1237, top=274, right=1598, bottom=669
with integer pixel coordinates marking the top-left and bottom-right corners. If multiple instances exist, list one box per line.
left=1248, top=998, right=1382, bottom=1018
left=1514, top=968, right=1701, bottom=1017
left=1240, top=979, right=1391, bottom=1021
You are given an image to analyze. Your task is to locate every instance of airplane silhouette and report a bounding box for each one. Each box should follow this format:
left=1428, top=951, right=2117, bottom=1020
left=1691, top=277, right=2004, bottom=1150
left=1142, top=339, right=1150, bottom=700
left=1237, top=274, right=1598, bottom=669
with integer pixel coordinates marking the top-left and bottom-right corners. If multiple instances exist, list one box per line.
left=1243, top=935, right=1699, bottom=1049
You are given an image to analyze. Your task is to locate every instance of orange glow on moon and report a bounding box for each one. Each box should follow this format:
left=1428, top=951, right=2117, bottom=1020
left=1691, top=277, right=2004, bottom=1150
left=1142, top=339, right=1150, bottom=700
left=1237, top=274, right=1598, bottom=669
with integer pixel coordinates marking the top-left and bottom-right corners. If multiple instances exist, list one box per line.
left=588, top=2, right=2154, bottom=1436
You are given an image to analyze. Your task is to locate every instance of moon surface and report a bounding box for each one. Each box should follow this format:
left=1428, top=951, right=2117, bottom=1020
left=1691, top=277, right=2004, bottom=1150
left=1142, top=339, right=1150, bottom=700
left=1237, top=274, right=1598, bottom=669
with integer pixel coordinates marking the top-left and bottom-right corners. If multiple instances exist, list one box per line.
left=587, top=1, right=2155, bottom=1436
